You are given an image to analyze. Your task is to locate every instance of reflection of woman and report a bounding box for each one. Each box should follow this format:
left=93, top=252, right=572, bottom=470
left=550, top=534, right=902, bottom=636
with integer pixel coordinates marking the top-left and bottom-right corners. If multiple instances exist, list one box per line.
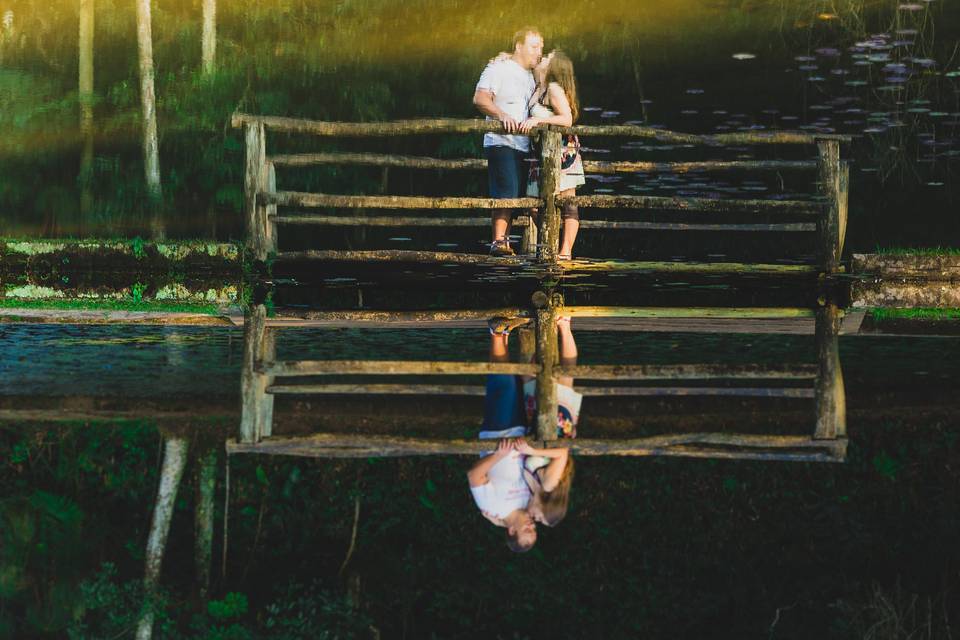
left=520, top=51, right=585, bottom=259
left=520, top=316, right=580, bottom=526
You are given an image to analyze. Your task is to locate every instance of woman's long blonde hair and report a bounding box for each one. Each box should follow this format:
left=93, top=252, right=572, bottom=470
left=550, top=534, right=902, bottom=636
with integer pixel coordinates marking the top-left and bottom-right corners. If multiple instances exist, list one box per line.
left=537, top=456, right=575, bottom=527
left=545, top=50, right=579, bottom=124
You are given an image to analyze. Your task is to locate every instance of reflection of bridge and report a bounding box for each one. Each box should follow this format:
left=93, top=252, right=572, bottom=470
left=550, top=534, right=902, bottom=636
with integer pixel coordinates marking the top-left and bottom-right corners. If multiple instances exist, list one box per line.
left=230, top=297, right=847, bottom=463
left=232, top=113, right=850, bottom=272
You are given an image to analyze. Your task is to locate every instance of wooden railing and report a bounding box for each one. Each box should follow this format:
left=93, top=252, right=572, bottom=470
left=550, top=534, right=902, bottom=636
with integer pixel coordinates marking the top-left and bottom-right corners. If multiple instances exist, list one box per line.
left=233, top=299, right=847, bottom=462
left=231, top=114, right=851, bottom=270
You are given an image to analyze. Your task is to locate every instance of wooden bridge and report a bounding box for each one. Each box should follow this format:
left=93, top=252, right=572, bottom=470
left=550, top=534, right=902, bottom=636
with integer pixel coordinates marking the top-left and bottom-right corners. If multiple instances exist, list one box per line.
left=231, top=113, right=850, bottom=273
left=229, top=297, right=847, bottom=463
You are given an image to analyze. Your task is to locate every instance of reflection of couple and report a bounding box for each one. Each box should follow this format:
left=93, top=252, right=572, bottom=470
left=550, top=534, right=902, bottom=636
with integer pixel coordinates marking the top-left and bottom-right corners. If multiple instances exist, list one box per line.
left=466, top=316, right=581, bottom=553
left=473, top=27, right=585, bottom=258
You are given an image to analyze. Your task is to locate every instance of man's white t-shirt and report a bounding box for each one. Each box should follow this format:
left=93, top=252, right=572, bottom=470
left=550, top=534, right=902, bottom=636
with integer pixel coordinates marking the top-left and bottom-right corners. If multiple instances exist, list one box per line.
left=475, top=59, right=535, bottom=152
left=470, top=426, right=530, bottom=520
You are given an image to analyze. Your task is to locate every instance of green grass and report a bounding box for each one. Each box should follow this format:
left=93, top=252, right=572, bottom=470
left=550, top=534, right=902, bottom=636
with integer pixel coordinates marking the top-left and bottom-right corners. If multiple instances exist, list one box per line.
left=870, top=308, right=960, bottom=321
left=874, top=246, right=960, bottom=256
left=0, top=298, right=224, bottom=315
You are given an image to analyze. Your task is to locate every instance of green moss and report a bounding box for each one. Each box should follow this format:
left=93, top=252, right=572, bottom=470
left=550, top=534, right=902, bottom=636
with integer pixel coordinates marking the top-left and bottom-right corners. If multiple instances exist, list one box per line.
left=874, top=246, right=960, bottom=256
left=870, top=308, right=960, bottom=321
left=0, top=298, right=223, bottom=315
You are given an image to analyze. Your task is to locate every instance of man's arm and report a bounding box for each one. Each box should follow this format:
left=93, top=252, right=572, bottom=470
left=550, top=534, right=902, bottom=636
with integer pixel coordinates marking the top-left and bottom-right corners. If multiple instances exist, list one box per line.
left=473, top=89, right=520, bottom=133
left=466, top=439, right=512, bottom=487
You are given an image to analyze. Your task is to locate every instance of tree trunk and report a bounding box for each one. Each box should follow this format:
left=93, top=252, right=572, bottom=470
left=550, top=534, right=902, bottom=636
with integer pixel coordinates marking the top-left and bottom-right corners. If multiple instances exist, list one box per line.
left=201, top=0, right=215, bottom=74
left=135, top=0, right=162, bottom=208
left=135, top=437, right=188, bottom=640
left=194, top=447, right=217, bottom=600
left=79, top=0, right=94, bottom=233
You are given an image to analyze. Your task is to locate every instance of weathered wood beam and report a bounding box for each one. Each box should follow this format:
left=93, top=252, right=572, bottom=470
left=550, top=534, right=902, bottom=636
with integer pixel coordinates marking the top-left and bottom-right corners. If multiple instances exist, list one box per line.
left=577, top=221, right=816, bottom=232
left=559, top=194, right=824, bottom=216
left=231, top=113, right=850, bottom=144
left=264, top=308, right=529, bottom=323
left=243, top=122, right=268, bottom=260
left=269, top=152, right=487, bottom=170
left=556, top=363, right=817, bottom=380
left=267, top=153, right=816, bottom=174
left=584, top=159, right=818, bottom=174
left=815, top=304, right=847, bottom=439
left=535, top=303, right=560, bottom=441
left=240, top=305, right=274, bottom=443
left=817, top=140, right=842, bottom=273
left=264, top=360, right=540, bottom=377
left=537, top=130, right=563, bottom=262
left=275, top=249, right=524, bottom=265
left=273, top=214, right=530, bottom=227
left=553, top=260, right=818, bottom=275
left=562, top=306, right=815, bottom=319
left=226, top=433, right=847, bottom=462
left=262, top=191, right=539, bottom=210
left=265, top=383, right=814, bottom=398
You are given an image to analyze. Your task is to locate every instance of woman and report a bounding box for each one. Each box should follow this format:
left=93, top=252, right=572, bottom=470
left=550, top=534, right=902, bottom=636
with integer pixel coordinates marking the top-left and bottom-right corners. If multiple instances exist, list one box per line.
left=520, top=50, right=585, bottom=259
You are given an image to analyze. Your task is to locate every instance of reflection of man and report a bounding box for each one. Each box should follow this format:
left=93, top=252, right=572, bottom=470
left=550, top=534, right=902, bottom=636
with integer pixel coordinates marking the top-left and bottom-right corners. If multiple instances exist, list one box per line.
left=466, top=437, right=537, bottom=553
left=472, top=27, right=543, bottom=256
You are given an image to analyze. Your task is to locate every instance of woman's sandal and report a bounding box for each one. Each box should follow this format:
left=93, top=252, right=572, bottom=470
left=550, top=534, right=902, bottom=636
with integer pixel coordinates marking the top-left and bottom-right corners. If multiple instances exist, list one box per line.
left=488, top=316, right=531, bottom=336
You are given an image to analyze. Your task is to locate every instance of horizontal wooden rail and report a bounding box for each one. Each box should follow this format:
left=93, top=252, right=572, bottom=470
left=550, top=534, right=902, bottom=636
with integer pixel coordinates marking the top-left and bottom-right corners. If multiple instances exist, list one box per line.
left=273, top=250, right=819, bottom=274
left=265, top=383, right=814, bottom=398
left=264, top=308, right=529, bottom=323
left=226, top=433, right=847, bottom=462
left=267, top=152, right=817, bottom=174
left=556, top=364, right=817, bottom=380
left=273, top=214, right=531, bottom=227
left=562, top=306, right=815, bottom=319
left=262, top=191, right=539, bottom=210
left=579, top=221, right=815, bottom=232
left=276, top=249, right=525, bottom=265
left=560, top=194, right=824, bottom=216
left=263, top=360, right=540, bottom=377
left=231, top=113, right=851, bottom=145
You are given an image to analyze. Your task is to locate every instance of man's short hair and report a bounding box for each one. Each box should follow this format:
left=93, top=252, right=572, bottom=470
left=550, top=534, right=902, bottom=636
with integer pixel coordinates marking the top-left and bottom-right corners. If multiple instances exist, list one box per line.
left=513, top=27, right=542, bottom=50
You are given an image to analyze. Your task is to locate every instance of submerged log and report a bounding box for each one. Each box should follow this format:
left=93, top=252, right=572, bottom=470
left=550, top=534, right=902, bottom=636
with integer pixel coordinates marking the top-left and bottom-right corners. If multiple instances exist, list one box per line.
left=562, top=306, right=814, bottom=319
left=264, top=360, right=540, bottom=377
left=226, top=433, right=846, bottom=462
left=265, top=308, right=528, bottom=323
left=815, top=304, right=846, bottom=440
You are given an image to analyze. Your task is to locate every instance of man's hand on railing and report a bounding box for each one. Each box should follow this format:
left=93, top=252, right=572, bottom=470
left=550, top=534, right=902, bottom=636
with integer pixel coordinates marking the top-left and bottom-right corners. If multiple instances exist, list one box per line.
left=499, top=114, right=521, bottom=134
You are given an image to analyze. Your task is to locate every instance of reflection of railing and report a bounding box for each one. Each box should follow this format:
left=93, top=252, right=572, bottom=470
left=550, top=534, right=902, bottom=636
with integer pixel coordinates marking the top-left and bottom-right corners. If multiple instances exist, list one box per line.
left=232, top=300, right=847, bottom=462
left=231, top=114, right=850, bottom=270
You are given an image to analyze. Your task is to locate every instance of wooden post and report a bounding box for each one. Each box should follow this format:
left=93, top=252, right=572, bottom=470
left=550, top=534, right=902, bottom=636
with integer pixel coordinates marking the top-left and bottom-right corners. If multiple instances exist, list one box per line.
left=265, top=161, right=277, bottom=255
left=240, top=304, right=274, bottom=443
left=816, top=139, right=841, bottom=273
left=521, top=216, right=538, bottom=255
left=535, top=294, right=560, bottom=441
left=838, top=161, right=849, bottom=256
left=814, top=303, right=846, bottom=440
left=537, top=130, right=562, bottom=263
left=244, top=122, right=268, bottom=260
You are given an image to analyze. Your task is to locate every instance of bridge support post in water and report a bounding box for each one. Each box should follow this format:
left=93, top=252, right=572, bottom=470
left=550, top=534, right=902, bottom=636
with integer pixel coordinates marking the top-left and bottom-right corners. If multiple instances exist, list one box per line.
left=814, top=303, right=846, bottom=440
left=816, top=139, right=843, bottom=274
left=240, top=304, right=275, bottom=443
left=535, top=291, right=561, bottom=441
left=537, top=130, right=562, bottom=263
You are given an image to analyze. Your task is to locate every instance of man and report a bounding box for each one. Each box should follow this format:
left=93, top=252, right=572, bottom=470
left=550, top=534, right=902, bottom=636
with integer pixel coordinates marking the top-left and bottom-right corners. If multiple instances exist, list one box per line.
left=473, top=27, right=543, bottom=256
